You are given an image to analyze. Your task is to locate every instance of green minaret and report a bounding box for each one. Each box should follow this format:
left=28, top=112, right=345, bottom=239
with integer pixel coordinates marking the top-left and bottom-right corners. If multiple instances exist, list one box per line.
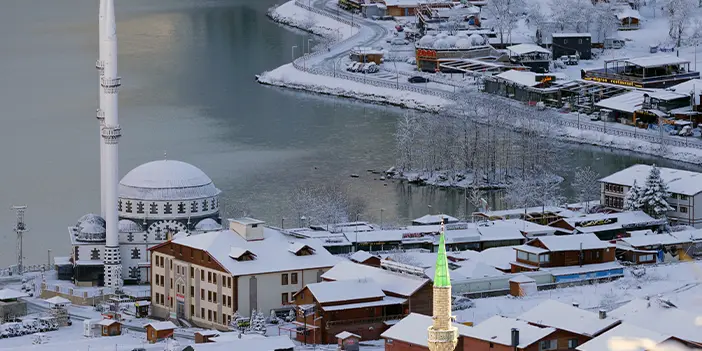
left=433, top=223, right=451, bottom=287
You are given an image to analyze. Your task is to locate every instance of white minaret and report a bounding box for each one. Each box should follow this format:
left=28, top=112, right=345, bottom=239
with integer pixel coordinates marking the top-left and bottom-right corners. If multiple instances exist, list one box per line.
left=97, top=0, right=106, bottom=218
left=101, top=0, right=123, bottom=291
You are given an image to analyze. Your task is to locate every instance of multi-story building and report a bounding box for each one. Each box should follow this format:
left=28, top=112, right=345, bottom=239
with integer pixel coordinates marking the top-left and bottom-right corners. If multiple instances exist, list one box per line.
left=600, top=164, right=702, bottom=227
left=149, top=218, right=339, bottom=330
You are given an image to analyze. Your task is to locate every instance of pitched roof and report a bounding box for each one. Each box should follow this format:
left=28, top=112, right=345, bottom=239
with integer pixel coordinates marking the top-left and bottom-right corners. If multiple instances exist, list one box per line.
left=145, top=321, right=177, bottom=331
left=576, top=323, right=671, bottom=351
left=98, top=319, right=120, bottom=327
left=533, top=234, right=612, bottom=252
left=169, top=227, right=339, bottom=276
left=518, top=300, right=620, bottom=337
left=381, top=313, right=473, bottom=347
left=45, top=296, right=71, bottom=305
left=335, top=331, right=360, bottom=339
left=609, top=298, right=702, bottom=344
left=561, top=211, right=664, bottom=234
left=321, top=261, right=429, bottom=297
left=507, top=43, right=551, bottom=55
left=305, top=280, right=385, bottom=304
left=599, top=164, right=702, bottom=196
left=618, top=233, right=690, bottom=247
left=411, top=214, right=458, bottom=225
left=349, top=250, right=375, bottom=263
left=467, top=316, right=555, bottom=348
left=0, top=288, right=28, bottom=300
left=451, top=260, right=504, bottom=280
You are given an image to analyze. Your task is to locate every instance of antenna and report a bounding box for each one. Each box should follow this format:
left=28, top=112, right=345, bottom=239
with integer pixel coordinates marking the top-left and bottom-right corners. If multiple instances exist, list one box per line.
left=11, top=205, right=28, bottom=275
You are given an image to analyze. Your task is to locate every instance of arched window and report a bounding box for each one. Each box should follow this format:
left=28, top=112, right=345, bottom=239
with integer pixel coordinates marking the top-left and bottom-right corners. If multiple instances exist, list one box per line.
left=211, top=198, right=216, bottom=210
left=125, top=201, right=133, bottom=213
left=177, top=202, right=186, bottom=214
left=136, top=202, right=145, bottom=214
left=202, top=199, right=208, bottom=211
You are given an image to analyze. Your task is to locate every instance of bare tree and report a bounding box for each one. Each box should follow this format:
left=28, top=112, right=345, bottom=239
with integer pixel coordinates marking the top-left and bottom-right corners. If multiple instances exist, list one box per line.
left=571, top=166, right=600, bottom=211
left=592, top=2, right=621, bottom=47
left=666, top=0, right=696, bottom=47
left=485, top=0, right=525, bottom=45
left=291, top=184, right=367, bottom=228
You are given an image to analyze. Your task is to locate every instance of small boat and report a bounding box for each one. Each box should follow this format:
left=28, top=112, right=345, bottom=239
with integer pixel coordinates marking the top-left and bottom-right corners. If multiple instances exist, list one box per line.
left=350, top=174, right=359, bottom=178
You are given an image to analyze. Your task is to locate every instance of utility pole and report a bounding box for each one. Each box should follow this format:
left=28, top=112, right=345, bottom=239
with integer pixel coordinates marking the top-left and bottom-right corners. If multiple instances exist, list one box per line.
left=11, top=205, right=28, bottom=275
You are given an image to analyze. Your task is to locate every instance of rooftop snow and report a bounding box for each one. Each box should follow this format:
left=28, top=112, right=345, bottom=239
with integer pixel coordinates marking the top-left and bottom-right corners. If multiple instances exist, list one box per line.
left=576, top=323, right=671, bottom=351
left=194, top=335, right=295, bottom=351
left=321, top=261, right=429, bottom=297
left=451, top=260, right=504, bottom=280
left=562, top=211, right=663, bottom=233
left=599, top=164, right=702, bottom=196
left=305, top=280, right=386, bottom=304
left=668, top=79, right=702, bottom=105
left=518, top=300, right=620, bottom=337
left=595, top=90, right=688, bottom=113
left=610, top=298, right=702, bottom=343
left=381, top=313, right=474, bottom=347
left=322, top=296, right=407, bottom=311
left=624, top=55, right=690, bottom=68
left=349, top=250, right=375, bottom=263
left=288, top=242, right=314, bottom=255
left=145, top=321, right=177, bottom=331
left=507, top=44, right=551, bottom=56
left=514, top=245, right=549, bottom=254
left=551, top=32, right=591, bottom=38
left=169, top=227, right=339, bottom=276
left=0, top=288, right=28, bottom=300
left=45, top=296, right=71, bottom=305
left=476, top=246, right=516, bottom=271
left=412, top=214, right=458, bottom=225
left=467, top=316, right=555, bottom=348
left=336, top=331, right=360, bottom=339
left=616, top=7, right=641, bottom=20
left=98, top=319, right=120, bottom=327
left=532, top=234, right=612, bottom=252
left=669, top=228, right=702, bottom=241
left=496, top=70, right=543, bottom=87
left=618, top=233, right=690, bottom=247
left=476, top=206, right=577, bottom=220
left=118, top=160, right=221, bottom=201
left=543, top=261, right=623, bottom=277
left=509, top=274, right=535, bottom=283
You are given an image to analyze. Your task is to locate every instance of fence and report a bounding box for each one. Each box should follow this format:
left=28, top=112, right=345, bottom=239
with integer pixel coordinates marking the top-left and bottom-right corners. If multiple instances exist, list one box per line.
left=0, top=264, right=51, bottom=277
left=560, top=119, right=702, bottom=150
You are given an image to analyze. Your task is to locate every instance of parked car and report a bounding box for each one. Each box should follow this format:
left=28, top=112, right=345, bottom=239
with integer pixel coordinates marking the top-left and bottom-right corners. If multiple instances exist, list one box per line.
left=408, top=76, right=429, bottom=83
left=365, top=62, right=379, bottom=73
left=559, top=55, right=578, bottom=66
left=395, top=25, right=404, bottom=32
left=390, top=38, right=409, bottom=45
left=349, top=62, right=361, bottom=72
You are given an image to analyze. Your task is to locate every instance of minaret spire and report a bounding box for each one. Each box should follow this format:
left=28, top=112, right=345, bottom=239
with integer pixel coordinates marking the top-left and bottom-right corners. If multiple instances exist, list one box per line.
left=427, top=219, right=458, bottom=351
left=97, top=0, right=106, bottom=218
left=101, top=0, right=123, bottom=291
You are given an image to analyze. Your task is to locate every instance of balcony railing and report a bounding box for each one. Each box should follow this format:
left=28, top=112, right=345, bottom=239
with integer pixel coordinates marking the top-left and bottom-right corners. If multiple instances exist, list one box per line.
left=326, top=314, right=405, bottom=328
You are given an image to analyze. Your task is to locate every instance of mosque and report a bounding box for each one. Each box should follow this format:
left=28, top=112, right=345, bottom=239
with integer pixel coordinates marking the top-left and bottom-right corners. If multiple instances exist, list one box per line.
left=63, top=0, right=222, bottom=287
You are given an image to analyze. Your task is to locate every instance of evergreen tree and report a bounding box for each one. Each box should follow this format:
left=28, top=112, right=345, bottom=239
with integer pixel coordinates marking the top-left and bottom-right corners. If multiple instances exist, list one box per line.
left=286, top=309, right=296, bottom=322
left=623, top=180, right=643, bottom=211
left=252, top=311, right=267, bottom=334
left=640, top=165, right=673, bottom=218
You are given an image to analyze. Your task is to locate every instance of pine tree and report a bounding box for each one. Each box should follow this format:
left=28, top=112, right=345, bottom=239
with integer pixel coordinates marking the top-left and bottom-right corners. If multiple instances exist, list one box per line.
left=623, top=180, right=643, bottom=211
left=286, top=309, right=296, bottom=322
left=639, top=165, right=673, bottom=218
left=252, top=311, right=267, bottom=334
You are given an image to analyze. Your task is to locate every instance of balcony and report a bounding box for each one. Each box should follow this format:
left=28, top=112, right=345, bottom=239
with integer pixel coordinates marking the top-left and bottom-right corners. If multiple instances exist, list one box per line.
left=326, top=314, right=405, bottom=328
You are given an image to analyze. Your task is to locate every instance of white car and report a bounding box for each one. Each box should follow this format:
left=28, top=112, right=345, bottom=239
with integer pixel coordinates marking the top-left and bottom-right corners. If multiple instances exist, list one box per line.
left=390, top=38, right=409, bottom=45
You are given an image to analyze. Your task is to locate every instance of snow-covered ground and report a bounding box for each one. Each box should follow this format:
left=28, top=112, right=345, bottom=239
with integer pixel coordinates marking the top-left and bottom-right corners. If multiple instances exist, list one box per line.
left=267, top=0, right=358, bottom=40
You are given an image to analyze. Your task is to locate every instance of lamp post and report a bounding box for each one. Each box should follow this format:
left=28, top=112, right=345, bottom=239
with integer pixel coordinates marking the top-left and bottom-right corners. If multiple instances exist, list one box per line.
left=281, top=218, right=285, bottom=230
left=291, top=45, right=297, bottom=62
left=307, top=38, right=313, bottom=54
left=380, top=208, right=384, bottom=230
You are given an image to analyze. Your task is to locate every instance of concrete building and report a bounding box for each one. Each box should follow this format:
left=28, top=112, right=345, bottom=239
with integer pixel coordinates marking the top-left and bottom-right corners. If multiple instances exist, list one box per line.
left=0, top=289, right=28, bottom=322
left=600, top=164, right=702, bottom=227
left=149, top=218, right=339, bottom=329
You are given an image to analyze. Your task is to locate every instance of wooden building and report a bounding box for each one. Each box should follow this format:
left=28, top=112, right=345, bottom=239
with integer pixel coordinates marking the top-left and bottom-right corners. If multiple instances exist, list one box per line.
left=349, top=251, right=381, bottom=267
left=462, top=316, right=557, bottom=351
left=98, top=319, right=121, bottom=336
left=615, top=233, right=691, bottom=264
left=292, top=280, right=408, bottom=344
left=381, top=313, right=471, bottom=351
left=518, top=300, right=621, bottom=349
left=321, top=261, right=433, bottom=316
left=349, top=47, right=384, bottom=64
left=194, top=330, right=219, bottom=343
left=336, top=331, right=361, bottom=351
left=145, top=321, right=177, bottom=343
left=616, top=8, right=641, bottom=30
left=547, top=211, right=666, bottom=240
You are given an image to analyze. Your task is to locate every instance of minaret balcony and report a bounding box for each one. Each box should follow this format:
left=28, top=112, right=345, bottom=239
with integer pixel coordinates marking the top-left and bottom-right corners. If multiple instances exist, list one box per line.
left=101, top=77, right=122, bottom=93
left=427, top=326, right=458, bottom=344
left=96, top=60, right=105, bottom=71
left=101, top=125, right=122, bottom=144
left=96, top=109, right=105, bottom=122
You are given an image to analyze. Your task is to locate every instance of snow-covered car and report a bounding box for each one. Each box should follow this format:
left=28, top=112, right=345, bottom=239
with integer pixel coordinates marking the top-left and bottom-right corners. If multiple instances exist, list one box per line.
left=452, top=296, right=475, bottom=311
left=390, top=38, right=409, bottom=45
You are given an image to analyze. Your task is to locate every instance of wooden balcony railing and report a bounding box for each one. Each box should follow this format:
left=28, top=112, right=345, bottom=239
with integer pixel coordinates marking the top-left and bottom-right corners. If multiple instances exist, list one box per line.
left=326, top=314, right=406, bottom=328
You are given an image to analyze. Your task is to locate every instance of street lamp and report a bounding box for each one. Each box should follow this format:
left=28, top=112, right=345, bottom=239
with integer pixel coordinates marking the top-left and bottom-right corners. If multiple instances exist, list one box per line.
left=291, top=45, right=297, bottom=62
left=380, top=208, right=384, bottom=230
left=307, top=38, right=313, bottom=55
left=281, top=218, right=285, bottom=230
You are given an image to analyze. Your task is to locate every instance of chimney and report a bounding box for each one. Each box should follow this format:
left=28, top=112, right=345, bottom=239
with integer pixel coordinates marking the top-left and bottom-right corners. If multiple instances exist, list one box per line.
left=511, top=328, right=519, bottom=348
left=228, top=218, right=265, bottom=241
left=572, top=302, right=579, bottom=308
left=599, top=309, right=607, bottom=319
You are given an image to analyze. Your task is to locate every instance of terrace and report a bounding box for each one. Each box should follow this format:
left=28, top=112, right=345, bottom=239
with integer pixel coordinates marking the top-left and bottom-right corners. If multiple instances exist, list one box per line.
left=584, top=55, right=700, bottom=88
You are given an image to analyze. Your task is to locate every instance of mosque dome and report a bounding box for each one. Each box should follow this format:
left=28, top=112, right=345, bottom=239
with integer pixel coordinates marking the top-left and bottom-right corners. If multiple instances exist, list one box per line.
left=75, top=222, right=106, bottom=242
left=434, top=39, right=450, bottom=49
left=118, top=219, right=143, bottom=233
left=445, top=36, right=458, bottom=47
left=437, top=32, right=448, bottom=39
left=455, top=38, right=472, bottom=49
left=76, top=213, right=105, bottom=229
left=119, top=160, right=221, bottom=201
left=418, top=35, right=436, bottom=47
left=195, top=218, right=222, bottom=232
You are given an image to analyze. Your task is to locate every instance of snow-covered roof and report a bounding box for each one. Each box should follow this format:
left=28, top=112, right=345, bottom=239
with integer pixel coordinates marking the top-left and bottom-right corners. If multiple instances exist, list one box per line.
left=618, top=233, right=689, bottom=247
left=496, top=70, right=543, bottom=87
left=351, top=46, right=384, bottom=55
left=509, top=274, right=535, bottom=283
left=477, top=225, right=525, bottom=242
left=576, top=323, right=671, bottom=351
left=195, top=218, right=222, bottom=232
left=551, top=32, right=591, bottom=38
left=668, top=79, right=702, bottom=105
left=599, top=164, right=702, bottom=196
left=476, top=246, right=515, bottom=271
left=543, top=261, right=623, bottom=277
left=518, top=300, right=620, bottom=337
left=288, top=242, right=314, bottom=255
left=45, top=296, right=71, bottom=305
left=624, top=55, right=690, bottom=68
left=411, top=214, right=458, bottom=225
left=169, top=227, right=339, bottom=276
left=322, top=296, right=407, bottom=311
left=0, top=288, right=28, bottom=300
left=610, top=298, right=702, bottom=343
left=98, top=319, right=120, bottom=327
left=595, top=90, right=688, bottom=114
left=335, top=331, right=360, bottom=339
left=118, top=219, right=143, bottom=233
left=349, top=250, right=375, bottom=263
left=477, top=206, right=577, bottom=220
left=451, top=260, right=504, bottom=280
left=513, top=244, right=549, bottom=255
left=145, top=321, right=177, bottom=331
left=561, top=211, right=664, bottom=233
left=532, top=234, right=612, bottom=252
left=468, top=316, right=555, bottom=348
left=507, top=44, right=551, bottom=56
left=381, top=313, right=473, bottom=347
left=669, top=228, right=702, bottom=241
left=119, top=160, right=221, bottom=201
left=195, top=335, right=295, bottom=351
left=616, top=7, right=641, bottom=20
left=321, top=261, right=429, bottom=297
left=77, top=213, right=105, bottom=228
left=305, top=280, right=386, bottom=304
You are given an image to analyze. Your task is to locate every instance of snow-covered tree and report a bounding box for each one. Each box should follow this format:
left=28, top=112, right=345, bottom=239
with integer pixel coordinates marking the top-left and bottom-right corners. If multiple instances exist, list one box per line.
left=571, top=166, right=600, bottom=211
left=549, top=0, right=592, bottom=32
left=291, top=184, right=367, bottom=228
left=640, top=165, right=674, bottom=218
left=592, top=2, right=621, bottom=47
left=248, top=309, right=257, bottom=330
left=385, top=249, right=422, bottom=267
left=250, top=311, right=267, bottom=334
left=269, top=310, right=278, bottom=324
left=665, top=0, right=696, bottom=47
left=230, top=310, right=242, bottom=329
left=286, top=309, right=296, bottom=322
left=623, top=180, right=644, bottom=211
left=484, top=0, right=525, bottom=44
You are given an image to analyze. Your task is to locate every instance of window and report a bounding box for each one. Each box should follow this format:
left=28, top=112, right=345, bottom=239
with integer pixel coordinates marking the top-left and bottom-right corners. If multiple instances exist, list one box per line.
left=202, top=199, right=209, bottom=211
left=228, top=296, right=232, bottom=307
left=201, top=288, right=204, bottom=300
left=671, top=205, right=678, bottom=212
left=227, top=277, right=232, bottom=288
left=282, top=293, right=289, bottom=305
left=680, top=194, right=689, bottom=200
left=671, top=193, right=678, bottom=199
left=281, top=273, right=289, bottom=285
left=208, top=310, right=212, bottom=321
left=201, top=270, right=204, bottom=281
left=190, top=286, right=194, bottom=296
left=539, top=254, right=550, bottom=263
left=568, top=338, right=579, bottom=349
left=208, top=291, right=212, bottom=302
left=291, top=273, right=298, bottom=285
left=136, top=202, right=145, bottom=214
left=191, top=267, right=194, bottom=278
left=125, top=201, right=133, bottom=213
left=191, top=305, right=194, bottom=316
left=595, top=251, right=601, bottom=259
left=170, top=279, right=173, bottom=289
left=213, top=292, right=217, bottom=303
left=213, top=274, right=217, bottom=285
left=208, top=272, right=212, bottom=283
left=149, top=202, right=158, bottom=214
left=201, top=307, right=204, bottom=318
left=578, top=39, right=582, bottom=44
left=517, top=251, right=528, bottom=260
left=640, top=254, right=654, bottom=262
left=489, top=342, right=494, bottom=348
left=118, top=200, right=122, bottom=211
left=540, top=340, right=557, bottom=350
left=680, top=206, right=688, bottom=213
left=222, top=313, right=226, bottom=325
left=177, top=202, right=186, bottom=214
left=191, top=201, right=199, bottom=213
left=164, top=202, right=173, bottom=214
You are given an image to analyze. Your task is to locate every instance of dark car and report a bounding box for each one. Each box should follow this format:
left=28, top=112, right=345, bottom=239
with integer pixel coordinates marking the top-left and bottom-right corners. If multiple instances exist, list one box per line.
left=408, top=76, right=429, bottom=83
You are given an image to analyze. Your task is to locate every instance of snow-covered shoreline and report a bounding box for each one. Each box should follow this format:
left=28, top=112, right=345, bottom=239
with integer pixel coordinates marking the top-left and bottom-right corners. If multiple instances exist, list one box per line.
left=391, top=170, right=564, bottom=190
